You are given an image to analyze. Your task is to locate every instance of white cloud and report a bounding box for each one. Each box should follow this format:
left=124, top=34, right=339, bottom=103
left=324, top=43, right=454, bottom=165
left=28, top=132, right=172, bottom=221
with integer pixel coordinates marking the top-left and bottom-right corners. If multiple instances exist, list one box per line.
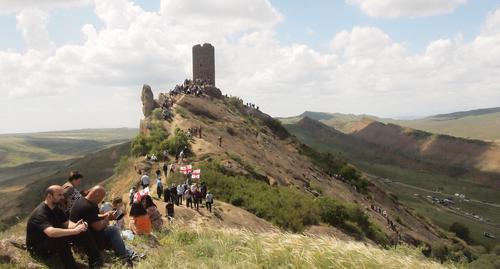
left=0, top=0, right=90, bottom=14
left=16, top=8, right=55, bottom=55
left=1, top=0, right=500, bottom=133
left=347, top=0, right=467, bottom=18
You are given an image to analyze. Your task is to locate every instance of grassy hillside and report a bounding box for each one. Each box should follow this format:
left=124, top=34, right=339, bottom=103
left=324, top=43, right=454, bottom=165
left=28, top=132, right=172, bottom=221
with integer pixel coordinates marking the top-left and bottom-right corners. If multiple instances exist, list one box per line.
left=0, top=222, right=464, bottom=269
left=283, top=117, right=500, bottom=249
left=0, top=142, right=131, bottom=231
left=0, top=128, right=138, bottom=168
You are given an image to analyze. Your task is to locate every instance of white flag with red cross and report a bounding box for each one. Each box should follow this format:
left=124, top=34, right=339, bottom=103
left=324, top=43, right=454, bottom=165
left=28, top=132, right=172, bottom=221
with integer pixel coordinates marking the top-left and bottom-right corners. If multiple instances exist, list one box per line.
left=192, top=169, right=201, bottom=179
left=180, top=165, right=193, bottom=175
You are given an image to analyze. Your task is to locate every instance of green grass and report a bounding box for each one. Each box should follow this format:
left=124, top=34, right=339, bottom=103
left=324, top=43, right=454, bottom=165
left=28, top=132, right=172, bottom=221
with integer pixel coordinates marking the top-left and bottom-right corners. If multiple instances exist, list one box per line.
left=168, top=160, right=388, bottom=245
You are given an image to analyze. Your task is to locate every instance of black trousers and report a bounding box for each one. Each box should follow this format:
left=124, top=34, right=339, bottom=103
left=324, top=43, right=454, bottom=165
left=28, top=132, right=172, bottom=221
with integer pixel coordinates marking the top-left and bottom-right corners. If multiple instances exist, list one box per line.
left=29, top=231, right=102, bottom=269
left=206, top=201, right=213, bottom=212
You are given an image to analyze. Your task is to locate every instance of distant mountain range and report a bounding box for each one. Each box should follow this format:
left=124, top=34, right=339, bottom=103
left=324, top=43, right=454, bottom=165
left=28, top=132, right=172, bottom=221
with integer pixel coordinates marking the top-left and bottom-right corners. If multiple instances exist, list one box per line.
left=279, top=107, right=500, bottom=142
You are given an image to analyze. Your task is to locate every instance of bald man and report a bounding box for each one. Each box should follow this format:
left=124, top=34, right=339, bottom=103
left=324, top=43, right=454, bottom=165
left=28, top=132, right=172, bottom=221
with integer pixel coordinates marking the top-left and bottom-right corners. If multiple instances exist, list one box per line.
left=70, top=185, right=139, bottom=265
left=26, top=185, right=102, bottom=269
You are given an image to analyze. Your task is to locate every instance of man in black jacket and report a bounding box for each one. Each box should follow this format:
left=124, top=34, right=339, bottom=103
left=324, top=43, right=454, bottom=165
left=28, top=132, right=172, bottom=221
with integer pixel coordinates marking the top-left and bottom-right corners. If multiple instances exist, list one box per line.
left=26, top=185, right=102, bottom=269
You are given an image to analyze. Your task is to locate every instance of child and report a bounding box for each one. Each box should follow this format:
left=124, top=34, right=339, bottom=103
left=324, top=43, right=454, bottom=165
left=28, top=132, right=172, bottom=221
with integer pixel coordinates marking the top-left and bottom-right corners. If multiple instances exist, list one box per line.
left=112, top=197, right=125, bottom=230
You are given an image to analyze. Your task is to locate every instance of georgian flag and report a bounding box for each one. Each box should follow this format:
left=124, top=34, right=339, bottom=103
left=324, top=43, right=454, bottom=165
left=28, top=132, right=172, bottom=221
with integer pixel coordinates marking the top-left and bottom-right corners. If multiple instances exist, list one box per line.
left=180, top=165, right=193, bottom=175
left=192, top=169, right=201, bottom=179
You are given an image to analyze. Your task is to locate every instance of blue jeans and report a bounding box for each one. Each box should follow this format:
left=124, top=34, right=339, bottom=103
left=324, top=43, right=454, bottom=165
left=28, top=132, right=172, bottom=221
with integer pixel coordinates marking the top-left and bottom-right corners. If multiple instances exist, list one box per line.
left=102, top=225, right=134, bottom=259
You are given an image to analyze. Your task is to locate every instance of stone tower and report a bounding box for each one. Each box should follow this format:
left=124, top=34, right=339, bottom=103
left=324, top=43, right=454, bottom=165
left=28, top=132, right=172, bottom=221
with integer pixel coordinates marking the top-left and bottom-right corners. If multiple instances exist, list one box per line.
left=192, top=43, right=215, bottom=86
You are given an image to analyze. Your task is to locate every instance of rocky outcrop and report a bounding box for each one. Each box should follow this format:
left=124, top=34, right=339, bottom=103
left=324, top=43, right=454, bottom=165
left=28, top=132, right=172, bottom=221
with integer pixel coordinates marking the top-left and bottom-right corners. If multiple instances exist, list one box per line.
left=141, top=84, right=158, bottom=117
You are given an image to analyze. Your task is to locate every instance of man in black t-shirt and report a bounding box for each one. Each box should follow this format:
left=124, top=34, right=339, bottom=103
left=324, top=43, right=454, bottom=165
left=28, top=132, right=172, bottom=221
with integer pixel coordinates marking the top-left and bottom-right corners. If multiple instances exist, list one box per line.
left=70, top=185, right=139, bottom=264
left=26, top=185, right=102, bottom=269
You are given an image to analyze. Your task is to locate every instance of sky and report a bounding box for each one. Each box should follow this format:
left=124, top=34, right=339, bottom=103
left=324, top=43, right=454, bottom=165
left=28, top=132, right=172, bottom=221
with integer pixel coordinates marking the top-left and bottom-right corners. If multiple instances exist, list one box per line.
left=1, top=0, right=500, bottom=133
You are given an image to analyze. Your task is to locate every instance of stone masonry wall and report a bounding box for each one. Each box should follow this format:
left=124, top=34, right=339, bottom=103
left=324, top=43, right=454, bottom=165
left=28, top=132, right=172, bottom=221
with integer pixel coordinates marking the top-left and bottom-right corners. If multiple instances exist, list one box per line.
left=192, top=43, right=215, bottom=86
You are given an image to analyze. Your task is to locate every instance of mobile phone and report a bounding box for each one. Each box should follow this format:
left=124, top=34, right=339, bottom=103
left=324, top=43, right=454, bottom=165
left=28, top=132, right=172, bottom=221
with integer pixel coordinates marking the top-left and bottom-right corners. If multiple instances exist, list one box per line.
left=116, top=212, right=125, bottom=220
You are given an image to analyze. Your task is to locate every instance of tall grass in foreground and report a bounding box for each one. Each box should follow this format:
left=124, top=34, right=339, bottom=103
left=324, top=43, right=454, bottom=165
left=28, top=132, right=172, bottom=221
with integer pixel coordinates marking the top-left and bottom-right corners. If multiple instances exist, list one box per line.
left=114, top=224, right=464, bottom=269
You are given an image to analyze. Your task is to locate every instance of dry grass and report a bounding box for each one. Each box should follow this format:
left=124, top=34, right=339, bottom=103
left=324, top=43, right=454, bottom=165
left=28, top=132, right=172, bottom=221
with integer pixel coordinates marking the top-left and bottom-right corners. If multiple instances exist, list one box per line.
left=121, top=224, right=463, bottom=269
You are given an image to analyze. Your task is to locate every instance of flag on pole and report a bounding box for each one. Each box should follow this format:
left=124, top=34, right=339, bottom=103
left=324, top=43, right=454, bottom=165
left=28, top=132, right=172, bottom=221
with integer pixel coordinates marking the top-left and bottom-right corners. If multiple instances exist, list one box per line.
left=192, top=169, right=201, bottom=179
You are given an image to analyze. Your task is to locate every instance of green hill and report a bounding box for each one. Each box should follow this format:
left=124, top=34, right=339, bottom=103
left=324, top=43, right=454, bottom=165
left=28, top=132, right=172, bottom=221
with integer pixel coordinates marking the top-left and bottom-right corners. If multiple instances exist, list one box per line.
left=0, top=142, right=130, bottom=231
left=283, top=117, right=500, bottom=249
left=0, top=128, right=138, bottom=168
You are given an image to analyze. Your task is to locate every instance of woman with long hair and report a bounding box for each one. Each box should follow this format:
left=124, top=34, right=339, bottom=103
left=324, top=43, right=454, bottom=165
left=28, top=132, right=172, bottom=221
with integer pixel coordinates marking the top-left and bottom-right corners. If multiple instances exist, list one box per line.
left=142, top=195, right=163, bottom=231
left=129, top=201, right=152, bottom=235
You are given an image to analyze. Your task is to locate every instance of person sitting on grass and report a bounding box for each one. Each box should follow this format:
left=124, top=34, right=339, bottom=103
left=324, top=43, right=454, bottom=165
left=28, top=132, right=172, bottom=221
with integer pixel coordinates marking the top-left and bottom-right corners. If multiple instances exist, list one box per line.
left=129, top=201, right=152, bottom=235
left=70, top=185, right=142, bottom=266
left=142, top=195, right=163, bottom=231
left=26, top=185, right=102, bottom=269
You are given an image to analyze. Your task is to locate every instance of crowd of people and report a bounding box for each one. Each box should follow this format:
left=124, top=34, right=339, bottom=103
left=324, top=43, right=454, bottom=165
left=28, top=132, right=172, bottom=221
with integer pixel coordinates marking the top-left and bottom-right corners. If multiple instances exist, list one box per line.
left=169, top=78, right=211, bottom=97
left=26, top=167, right=216, bottom=269
left=26, top=181, right=142, bottom=269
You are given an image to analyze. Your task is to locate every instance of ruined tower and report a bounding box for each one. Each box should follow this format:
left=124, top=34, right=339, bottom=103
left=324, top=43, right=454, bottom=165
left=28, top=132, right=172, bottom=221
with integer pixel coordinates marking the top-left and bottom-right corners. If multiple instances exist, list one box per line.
left=192, top=43, right=215, bottom=86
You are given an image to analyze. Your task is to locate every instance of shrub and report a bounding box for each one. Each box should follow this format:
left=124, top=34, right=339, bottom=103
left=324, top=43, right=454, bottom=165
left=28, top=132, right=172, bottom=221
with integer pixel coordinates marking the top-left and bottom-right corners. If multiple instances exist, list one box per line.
left=164, top=128, right=192, bottom=157
left=432, top=243, right=449, bottom=263
left=131, top=134, right=149, bottom=156
left=262, top=117, right=290, bottom=139
left=130, top=123, right=168, bottom=156
left=152, top=108, right=163, bottom=121
left=194, top=161, right=320, bottom=232
left=449, top=222, right=471, bottom=243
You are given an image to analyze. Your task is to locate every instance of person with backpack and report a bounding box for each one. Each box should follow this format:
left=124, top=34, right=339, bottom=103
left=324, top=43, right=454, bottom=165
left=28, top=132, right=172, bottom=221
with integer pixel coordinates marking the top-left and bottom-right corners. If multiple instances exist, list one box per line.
left=205, top=191, right=214, bottom=212
left=155, top=170, right=163, bottom=200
